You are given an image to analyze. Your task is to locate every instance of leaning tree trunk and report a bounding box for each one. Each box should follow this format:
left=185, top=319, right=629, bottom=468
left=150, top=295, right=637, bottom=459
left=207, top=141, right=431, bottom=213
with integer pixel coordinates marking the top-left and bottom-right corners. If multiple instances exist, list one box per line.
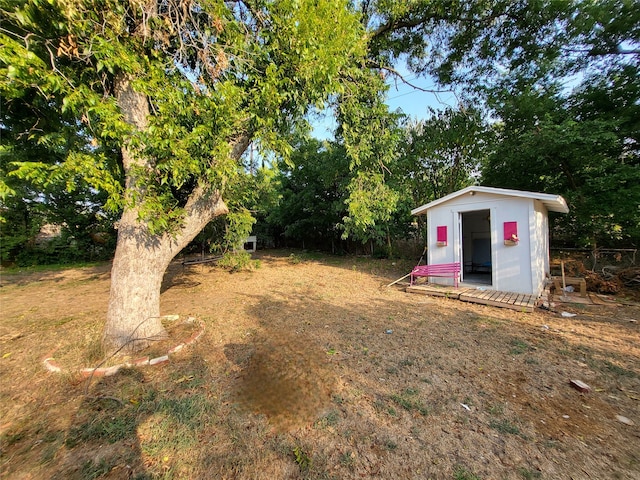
left=103, top=191, right=228, bottom=354
left=102, top=76, right=230, bottom=354
left=104, top=215, right=175, bottom=353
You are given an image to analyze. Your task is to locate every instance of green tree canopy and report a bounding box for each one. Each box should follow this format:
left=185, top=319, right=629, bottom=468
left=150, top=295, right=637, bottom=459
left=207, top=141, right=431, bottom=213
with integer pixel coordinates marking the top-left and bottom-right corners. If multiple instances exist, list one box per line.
left=267, top=138, right=349, bottom=251
left=1, top=0, right=366, bottom=352
left=398, top=106, right=492, bottom=203
left=482, top=72, right=640, bottom=246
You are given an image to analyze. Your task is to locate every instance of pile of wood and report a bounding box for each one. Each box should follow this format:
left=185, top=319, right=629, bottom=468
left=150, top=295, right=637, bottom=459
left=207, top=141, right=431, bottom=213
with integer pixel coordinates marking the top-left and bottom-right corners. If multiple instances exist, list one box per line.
left=551, top=259, right=586, bottom=277
left=584, top=270, right=621, bottom=294
left=583, top=267, right=640, bottom=294
left=551, top=253, right=639, bottom=296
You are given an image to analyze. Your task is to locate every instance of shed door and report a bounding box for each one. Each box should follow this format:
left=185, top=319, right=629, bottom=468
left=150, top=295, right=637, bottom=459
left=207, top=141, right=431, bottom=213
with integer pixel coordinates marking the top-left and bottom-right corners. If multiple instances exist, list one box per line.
left=460, top=210, right=492, bottom=286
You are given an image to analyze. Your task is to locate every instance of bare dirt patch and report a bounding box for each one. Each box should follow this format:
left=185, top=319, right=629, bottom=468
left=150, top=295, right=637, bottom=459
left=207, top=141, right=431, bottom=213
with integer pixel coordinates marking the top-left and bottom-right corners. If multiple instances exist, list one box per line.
left=1, top=251, right=638, bottom=479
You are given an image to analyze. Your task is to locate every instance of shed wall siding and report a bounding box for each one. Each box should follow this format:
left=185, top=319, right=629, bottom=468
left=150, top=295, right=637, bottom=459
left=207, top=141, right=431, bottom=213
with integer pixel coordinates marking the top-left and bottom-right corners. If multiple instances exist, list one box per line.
left=425, top=192, right=541, bottom=294
left=491, top=196, right=532, bottom=294
left=531, top=201, right=550, bottom=296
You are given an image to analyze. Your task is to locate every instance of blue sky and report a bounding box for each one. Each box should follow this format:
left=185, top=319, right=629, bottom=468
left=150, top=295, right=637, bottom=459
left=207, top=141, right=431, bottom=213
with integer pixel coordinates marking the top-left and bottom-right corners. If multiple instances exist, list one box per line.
left=312, top=72, right=459, bottom=139
left=386, top=73, right=459, bottom=118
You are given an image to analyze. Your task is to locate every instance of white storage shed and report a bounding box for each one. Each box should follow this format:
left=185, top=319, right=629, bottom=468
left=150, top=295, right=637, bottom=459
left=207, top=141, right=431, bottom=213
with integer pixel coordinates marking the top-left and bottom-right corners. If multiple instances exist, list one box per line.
left=411, top=186, right=569, bottom=296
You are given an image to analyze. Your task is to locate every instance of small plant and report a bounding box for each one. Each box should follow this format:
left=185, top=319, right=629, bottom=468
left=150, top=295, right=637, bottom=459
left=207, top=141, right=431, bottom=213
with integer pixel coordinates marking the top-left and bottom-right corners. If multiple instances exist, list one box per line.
left=292, top=446, right=312, bottom=471
left=489, top=418, right=520, bottom=435
left=315, top=410, right=340, bottom=429
left=542, top=439, right=560, bottom=449
left=399, top=357, right=415, bottom=367
left=373, top=398, right=388, bottom=415
left=390, top=394, right=413, bottom=410
left=518, top=467, right=542, bottom=479
left=288, top=253, right=302, bottom=264
left=81, top=458, right=114, bottom=480
left=218, top=251, right=260, bottom=272
left=390, top=389, right=430, bottom=416
left=339, top=451, right=355, bottom=468
left=453, top=465, right=482, bottom=480
left=509, top=339, right=530, bottom=355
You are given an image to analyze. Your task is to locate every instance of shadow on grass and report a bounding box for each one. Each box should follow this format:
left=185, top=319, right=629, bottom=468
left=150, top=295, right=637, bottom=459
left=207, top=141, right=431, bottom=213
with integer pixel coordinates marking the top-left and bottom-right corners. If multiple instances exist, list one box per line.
left=50, top=343, right=327, bottom=479
left=53, top=355, right=220, bottom=479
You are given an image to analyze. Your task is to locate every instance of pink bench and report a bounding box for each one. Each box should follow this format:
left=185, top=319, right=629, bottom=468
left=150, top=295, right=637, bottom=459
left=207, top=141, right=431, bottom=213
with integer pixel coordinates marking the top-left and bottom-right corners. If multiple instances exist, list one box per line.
left=410, top=262, right=461, bottom=287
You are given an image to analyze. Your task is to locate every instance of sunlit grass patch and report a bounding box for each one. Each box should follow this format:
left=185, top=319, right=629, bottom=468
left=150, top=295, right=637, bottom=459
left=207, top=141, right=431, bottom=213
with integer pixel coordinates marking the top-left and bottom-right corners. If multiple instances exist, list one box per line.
left=137, top=392, right=218, bottom=477
left=489, top=418, right=521, bottom=435
left=390, top=388, right=430, bottom=416
left=509, top=339, right=532, bottom=355
left=454, top=464, right=483, bottom=480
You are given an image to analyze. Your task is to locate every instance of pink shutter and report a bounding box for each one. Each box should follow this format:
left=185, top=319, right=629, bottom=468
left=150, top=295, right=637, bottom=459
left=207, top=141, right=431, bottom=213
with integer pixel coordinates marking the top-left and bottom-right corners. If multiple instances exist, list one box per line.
left=504, top=222, right=518, bottom=241
left=437, top=226, right=447, bottom=246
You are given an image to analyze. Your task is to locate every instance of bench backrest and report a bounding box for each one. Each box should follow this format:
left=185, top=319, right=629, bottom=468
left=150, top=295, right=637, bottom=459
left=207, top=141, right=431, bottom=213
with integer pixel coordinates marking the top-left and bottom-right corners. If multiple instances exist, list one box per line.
left=412, top=262, right=460, bottom=274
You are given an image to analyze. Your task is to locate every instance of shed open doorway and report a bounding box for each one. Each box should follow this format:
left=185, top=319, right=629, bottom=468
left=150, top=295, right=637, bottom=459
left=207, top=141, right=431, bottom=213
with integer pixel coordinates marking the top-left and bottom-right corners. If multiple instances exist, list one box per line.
left=461, top=210, right=492, bottom=285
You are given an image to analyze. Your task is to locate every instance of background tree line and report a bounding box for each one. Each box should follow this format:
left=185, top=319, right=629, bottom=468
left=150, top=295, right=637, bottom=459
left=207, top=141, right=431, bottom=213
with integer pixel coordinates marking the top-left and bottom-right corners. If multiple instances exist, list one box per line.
left=3, top=1, right=637, bottom=267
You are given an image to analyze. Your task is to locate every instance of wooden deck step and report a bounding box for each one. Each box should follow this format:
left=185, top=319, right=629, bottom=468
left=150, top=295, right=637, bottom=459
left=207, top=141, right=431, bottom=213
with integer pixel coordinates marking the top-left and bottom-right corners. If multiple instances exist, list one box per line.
left=459, top=288, right=537, bottom=312
left=407, top=284, right=537, bottom=313
left=406, top=284, right=462, bottom=299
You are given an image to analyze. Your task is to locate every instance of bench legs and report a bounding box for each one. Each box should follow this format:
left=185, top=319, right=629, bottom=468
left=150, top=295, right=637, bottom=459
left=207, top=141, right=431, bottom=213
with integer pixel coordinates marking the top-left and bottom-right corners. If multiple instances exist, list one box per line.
left=410, top=274, right=459, bottom=288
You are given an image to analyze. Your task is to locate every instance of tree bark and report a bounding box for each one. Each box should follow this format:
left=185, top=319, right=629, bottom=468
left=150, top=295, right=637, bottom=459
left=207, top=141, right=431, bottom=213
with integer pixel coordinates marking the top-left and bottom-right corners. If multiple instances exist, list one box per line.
left=104, top=222, right=173, bottom=354
left=103, top=188, right=228, bottom=354
left=102, top=76, right=230, bottom=354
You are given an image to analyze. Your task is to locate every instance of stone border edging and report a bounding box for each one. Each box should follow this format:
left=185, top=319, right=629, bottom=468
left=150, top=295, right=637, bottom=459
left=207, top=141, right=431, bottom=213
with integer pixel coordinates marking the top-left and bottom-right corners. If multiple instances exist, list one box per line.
left=43, top=316, right=205, bottom=378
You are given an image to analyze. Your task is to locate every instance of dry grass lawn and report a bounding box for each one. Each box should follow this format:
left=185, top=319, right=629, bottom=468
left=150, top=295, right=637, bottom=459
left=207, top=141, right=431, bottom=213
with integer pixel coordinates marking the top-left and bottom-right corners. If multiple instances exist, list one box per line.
left=0, top=250, right=638, bottom=479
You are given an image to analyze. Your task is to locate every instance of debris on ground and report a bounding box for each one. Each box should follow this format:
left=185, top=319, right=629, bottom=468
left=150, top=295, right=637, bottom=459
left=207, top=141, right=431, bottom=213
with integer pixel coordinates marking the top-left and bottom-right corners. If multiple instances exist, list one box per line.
left=569, top=379, right=591, bottom=393
left=616, top=415, right=635, bottom=426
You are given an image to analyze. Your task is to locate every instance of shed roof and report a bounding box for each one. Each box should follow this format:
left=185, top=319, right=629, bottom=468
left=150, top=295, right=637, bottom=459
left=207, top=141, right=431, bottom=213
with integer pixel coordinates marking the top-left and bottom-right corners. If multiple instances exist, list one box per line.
left=411, top=186, right=569, bottom=215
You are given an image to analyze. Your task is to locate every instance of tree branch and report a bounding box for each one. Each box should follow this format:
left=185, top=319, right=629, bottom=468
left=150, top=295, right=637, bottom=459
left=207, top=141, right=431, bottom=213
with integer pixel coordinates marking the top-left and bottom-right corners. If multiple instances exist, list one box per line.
left=370, top=8, right=486, bottom=40
left=167, top=132, right=252, bottom=255
left=371, top=62, right=453, bottom=94
left=561, top=45, right=640, bottom=57
left=168, top=184, right=228, bottom=257
left=230, top=132, right=252, bottom=161
left=616, top=48, right=640, bottom=55
left=372, top=15, right=433, bottom=39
